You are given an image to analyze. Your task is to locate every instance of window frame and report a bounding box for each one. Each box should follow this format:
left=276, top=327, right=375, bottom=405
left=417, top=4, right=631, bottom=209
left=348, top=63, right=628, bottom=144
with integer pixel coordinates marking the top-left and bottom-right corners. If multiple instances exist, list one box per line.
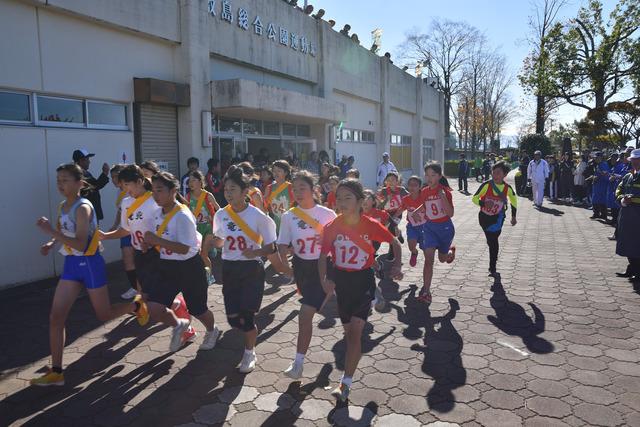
left=34, top=94, right=87, bottom=128
left=86, top=99, right=128, bottom=130
left=0, top=90, right=32, bottom=125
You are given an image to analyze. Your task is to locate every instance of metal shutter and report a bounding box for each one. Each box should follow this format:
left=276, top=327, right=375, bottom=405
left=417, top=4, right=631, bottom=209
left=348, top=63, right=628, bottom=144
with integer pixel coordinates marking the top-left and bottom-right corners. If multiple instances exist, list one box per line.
left=138, top=104, right=179, bottom=176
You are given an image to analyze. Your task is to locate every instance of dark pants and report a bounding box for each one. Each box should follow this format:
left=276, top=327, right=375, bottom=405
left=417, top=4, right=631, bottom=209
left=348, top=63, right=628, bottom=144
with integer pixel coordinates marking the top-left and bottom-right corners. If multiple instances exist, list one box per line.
left=458, top=176, right=468, bottom=192
left=592, top=204, right=607, bottom=219
left=484, top=230, right=501, bottom=272
left=628, top=257, right=640, bottom=277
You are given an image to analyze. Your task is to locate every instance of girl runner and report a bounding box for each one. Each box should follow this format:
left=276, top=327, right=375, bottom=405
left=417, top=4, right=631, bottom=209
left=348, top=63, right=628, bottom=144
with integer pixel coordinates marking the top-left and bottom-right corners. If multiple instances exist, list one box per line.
left=413, top=162, right=456, bottom=304
left=140, top=160, right=160, bottom=179
left=319, top=179, right=403, bottom=402
left=187, top=170, right=221, bottom=285
left=141, top=172, right=220, bottom=352
left=277, top=170, right=337, bottom=380
left=264, top=160, right=294, bottom=232
left=239, top=161, right=267, bottom=212
left=377, top=172, right=408, bottom=259
left=212, top=165, right=279, bottom=373
left=258, top=166, right=274, bottom=193
left=31, top=164, right=146, bottom=386
left=362, top=189, right=390, bottom=278
left=472, top=161, right=517, bottom=276
left=396, top=176, right=427, bottom=267
left=324, top=175, right=339, bottom=211
left=109, top=164, right=138, bottom=300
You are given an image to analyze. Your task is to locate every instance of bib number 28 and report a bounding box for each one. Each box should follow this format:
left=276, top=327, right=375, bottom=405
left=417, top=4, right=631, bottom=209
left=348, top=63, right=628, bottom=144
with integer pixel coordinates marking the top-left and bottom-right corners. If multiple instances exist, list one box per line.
left=227, top=235, right=248, bottom=251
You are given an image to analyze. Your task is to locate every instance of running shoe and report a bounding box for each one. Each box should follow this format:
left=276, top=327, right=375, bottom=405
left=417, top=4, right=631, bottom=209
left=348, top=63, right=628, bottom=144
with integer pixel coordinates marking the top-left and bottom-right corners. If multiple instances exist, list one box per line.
left=169, top=319, right=190, bottom=352
left=30, top=369, right=64, bottom=387
left=446, top=245, right=456, bottom=264
left=198, top=326, right=220, bottom=351
left=134, top=294, right=149, bottom=326
left=330, top=383, right=350, bottom=402
left=205, top=267, right=215, bottom=286
left=120, top=287, right=137, bottom=300
left=238, top=351, right=257, bottom=374
left=284, top=360, right=304, bottom=380
left=409, top=251, right=418, bottom=267
left=182, top=325, right=197, bottom=344
left=417, top=288, right=432, bottom=305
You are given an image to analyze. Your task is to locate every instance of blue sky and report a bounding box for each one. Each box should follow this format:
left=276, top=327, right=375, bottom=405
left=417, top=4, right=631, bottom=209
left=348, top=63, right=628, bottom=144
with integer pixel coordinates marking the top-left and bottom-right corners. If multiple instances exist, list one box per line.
left=314, top=0, right=620, bottom=139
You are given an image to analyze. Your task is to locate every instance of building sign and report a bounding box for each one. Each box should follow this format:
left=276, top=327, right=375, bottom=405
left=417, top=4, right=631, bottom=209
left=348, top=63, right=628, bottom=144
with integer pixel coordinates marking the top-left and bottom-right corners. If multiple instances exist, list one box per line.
left=207, top=0, right=317, bottom=58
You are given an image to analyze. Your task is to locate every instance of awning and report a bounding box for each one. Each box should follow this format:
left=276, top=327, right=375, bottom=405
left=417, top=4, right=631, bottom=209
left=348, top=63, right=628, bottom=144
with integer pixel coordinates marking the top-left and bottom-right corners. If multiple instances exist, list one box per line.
left=211, top=79, right=346, bottom=124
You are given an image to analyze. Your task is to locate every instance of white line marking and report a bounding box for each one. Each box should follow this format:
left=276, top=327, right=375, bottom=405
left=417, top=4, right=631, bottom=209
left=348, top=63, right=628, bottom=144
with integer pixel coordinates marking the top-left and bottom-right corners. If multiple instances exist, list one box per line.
left=497, top=340, right=529, bottom=357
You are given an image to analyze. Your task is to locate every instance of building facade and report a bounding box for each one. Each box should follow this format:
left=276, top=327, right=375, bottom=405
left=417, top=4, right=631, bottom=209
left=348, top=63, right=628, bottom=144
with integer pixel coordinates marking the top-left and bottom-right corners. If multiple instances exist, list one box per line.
left=0, top=0, right=444, bottom=288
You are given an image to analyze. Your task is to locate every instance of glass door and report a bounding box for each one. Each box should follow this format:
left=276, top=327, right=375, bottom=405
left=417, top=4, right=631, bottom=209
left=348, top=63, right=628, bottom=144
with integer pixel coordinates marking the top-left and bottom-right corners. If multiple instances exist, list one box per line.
left=283, top=139, right=316, bottom=168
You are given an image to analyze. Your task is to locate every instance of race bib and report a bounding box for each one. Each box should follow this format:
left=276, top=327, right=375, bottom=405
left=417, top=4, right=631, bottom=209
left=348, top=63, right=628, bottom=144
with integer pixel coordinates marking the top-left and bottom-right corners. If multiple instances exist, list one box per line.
left=424, top=198, right=447, bottom=221
left=481, top=198, right=504, bottom=216
left=407, top=208, right=427, bottom=226
left=333, top=235, right=369, bottom=270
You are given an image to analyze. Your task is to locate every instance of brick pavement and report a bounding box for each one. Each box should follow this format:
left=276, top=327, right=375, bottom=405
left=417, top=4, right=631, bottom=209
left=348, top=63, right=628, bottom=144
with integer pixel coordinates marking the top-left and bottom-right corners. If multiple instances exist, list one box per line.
left=1, top=178, right=639, bottom=426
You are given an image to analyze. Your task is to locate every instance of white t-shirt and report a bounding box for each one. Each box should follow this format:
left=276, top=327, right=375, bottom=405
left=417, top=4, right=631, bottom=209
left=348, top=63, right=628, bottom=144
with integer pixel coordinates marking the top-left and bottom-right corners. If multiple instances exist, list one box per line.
left=120, top=193, right=161, bottom=251
left=277, top=205, right=337, bottom=260
left=213, top=205, right=277, bottom=261
left=153, top=206, right=201, bottom=261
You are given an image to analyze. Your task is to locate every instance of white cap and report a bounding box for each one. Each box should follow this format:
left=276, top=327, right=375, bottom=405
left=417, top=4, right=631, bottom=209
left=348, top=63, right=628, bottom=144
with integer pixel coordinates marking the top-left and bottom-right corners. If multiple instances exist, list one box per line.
left=629, top=149, right=640, bottom=160
left=382, top=152, right=389, bottom=157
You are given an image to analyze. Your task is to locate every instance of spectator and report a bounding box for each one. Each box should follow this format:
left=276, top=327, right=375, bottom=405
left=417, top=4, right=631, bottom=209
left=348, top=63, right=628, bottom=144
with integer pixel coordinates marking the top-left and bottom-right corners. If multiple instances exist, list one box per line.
left=615, top=148, right=640, bottom=283
left=376, top=152, right=398, bottom=187
left=473, top=156, right=483, bottom=182
left=591, top=152, right=610, bottom=220
left=458, top=153, right=469, bottom=193
left=254, top=148, right=270, bottom=167
left=482, top=154, right=492, bottom=181
left=205, top=158, right=225, bottom=207
left=243, top=153, right=255, bottom=164
left=340, top=156, right=355, bottom=178
left=318, top=150, right=331, bottom=165
left=318, top=162, right=332, bottom=197
left=558, top=153, right=574, bottom=202
left=304, top=151, right=320, bottom=175
left=181, top=157, right=200, bottom=196
left=547, top=155, right=559, bottom=201
left=519, top=152, right=530, bottom=196
left=72, top=149, right=109, bottom=221
left=527, top=150, right=549, bottom=208
left=573, top=155, right=588, bottom=205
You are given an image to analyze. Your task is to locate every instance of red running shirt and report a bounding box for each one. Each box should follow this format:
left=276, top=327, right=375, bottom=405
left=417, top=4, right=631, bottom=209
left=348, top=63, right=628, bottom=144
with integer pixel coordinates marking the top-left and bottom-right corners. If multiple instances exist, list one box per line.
left=364, top=208, right=390, bottom=226
left=321, top=215, right=394, bottom=271
left=402, top=194, right=427, bottom=226
left=420, top=185, right=453, bottom=223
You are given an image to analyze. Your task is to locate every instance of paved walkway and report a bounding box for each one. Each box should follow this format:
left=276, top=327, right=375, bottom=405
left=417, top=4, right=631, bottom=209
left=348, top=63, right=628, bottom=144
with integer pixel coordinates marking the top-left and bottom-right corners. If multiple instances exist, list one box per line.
left=1, top=179, right=639, bottom=427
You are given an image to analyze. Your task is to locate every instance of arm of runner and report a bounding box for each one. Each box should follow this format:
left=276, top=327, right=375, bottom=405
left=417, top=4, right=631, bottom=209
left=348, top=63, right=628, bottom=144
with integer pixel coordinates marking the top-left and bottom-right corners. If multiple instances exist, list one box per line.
left=98, top=227, right=129, bottom=240
left=439, top=188, right=454, bottom=218
left=37, top=204, right=91, bottom=252
left=208, top=193, right=220, bottom=213
left=472, top=182, right=489, bottom=206
left=318, top=253, right=335, bottom=295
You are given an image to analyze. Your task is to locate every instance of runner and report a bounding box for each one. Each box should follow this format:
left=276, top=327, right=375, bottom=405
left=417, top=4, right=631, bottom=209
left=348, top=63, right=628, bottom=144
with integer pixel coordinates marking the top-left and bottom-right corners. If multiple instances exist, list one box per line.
left=263, top=160, right=294, bottom=232
left=187, top=170, right=221, bottom=285
left=319, top=179, right=403, bottom=402
left=31, top=163, right=146, bottom=386
left=377, top=172, right=408, bottom=260
left=472, top=161, right=517, bottom=276
left=397, top=176, right=427, bottom=267
left=277, top=170, right=337, bottom=379
left=362, top=189, right=391, bottom=301
left=413, top=162, right=456, bottom=305
left=324, top=175, right=339, bottom=211
left=140, top=161, right=160, bottom=179
left=212, top=165, right=279, bottom=373
left=239, top=161, right=267, bottom=212
left=142, top=171, right=220, bottom=352
left=109, top=164, right=138, bottom=299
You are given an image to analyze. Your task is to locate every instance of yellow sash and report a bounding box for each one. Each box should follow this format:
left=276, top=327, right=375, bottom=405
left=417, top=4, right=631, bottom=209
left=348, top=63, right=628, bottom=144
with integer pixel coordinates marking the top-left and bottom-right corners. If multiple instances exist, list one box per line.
left=126, top=191, right=153, bottom=224
left=266, top=182, right=289, bottom=204
left=193, top=191, right=208, bottom=218
left=115, top=190, right=127, bottom=208
left=57, top=201, right=100, bottom=256
left=155, top=204, right=186, bottom=251
left=290, top=207, right=323, bottom=234
left=225, top=205, right=263, bottom=245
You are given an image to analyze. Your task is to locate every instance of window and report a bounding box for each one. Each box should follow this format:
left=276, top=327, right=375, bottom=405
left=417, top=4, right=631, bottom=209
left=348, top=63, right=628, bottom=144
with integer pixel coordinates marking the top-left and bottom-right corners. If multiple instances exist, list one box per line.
left=390, top=134, right=412, bottom=170
left=219, top=116, right=242, bottom=133
left=282, top=123, right=297, bottom=136
left=263, top=121, right=279, bottom=136
left=422, top=138, right=435, bottom=164
left=362, top=131, right=375, bottom=143
left=87, top=101, right=127, bottom=129
left=37, top=96, right=84, bottom=125
left=0, top=92, right=30, bottom=122
left=242, top=119, right=261, bottom=135
left=297, top=124, right=311, bottom=137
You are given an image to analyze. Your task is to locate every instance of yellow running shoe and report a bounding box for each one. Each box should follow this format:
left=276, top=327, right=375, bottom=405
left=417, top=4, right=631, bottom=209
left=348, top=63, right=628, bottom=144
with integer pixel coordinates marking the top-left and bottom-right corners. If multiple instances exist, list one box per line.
left=134, top=294, right=149, bottom=326
left=30, top=369, right=64, bottom=386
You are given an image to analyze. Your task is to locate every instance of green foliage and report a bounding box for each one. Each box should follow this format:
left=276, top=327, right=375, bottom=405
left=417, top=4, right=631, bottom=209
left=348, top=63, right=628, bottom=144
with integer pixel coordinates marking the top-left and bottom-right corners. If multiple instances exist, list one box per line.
left=519, top=133, right=552, bottom=156
left=444, top=161, right=460, bottom=177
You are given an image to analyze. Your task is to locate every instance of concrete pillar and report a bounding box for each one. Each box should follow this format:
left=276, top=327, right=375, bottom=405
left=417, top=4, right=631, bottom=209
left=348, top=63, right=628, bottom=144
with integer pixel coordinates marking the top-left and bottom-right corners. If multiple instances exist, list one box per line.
left=317, top=20, right=335, bottom=160
left=379, top=57, right=391, bottom=167
left=175, top=0, right=211, bottom=177
left=413, top=77, right=423, bottom=174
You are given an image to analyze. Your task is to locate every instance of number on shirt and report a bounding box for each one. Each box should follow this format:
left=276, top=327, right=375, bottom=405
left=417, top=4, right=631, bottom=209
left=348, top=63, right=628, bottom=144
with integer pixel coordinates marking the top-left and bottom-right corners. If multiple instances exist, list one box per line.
left=430, top=203, right=440, bottom=217
left=339, top=245, right=359, bottom=265
left=133, top=230, right=144, bottom=246
left=227, top=235, right=248, bottom=251
left=296, top=237, right=317, bottom=254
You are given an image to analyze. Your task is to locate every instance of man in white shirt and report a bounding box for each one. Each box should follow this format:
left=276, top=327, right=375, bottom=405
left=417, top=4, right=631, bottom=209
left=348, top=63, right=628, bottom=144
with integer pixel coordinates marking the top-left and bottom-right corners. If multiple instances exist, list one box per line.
left=376, top=152, right=398, bottom=187
left=527, top=150, right=550, bottom=208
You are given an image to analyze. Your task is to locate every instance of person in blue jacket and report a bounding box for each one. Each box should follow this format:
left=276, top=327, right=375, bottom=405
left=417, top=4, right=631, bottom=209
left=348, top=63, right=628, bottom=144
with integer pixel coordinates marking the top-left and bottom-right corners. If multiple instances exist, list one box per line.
left=608, top=149, right=632, bottom=239
left=590, top=152, right=611, bottom=220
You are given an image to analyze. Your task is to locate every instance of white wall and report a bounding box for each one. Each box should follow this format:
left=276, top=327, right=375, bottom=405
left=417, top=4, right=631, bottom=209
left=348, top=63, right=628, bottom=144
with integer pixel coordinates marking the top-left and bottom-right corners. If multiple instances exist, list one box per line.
left=335, top=142, right=377, bottom=189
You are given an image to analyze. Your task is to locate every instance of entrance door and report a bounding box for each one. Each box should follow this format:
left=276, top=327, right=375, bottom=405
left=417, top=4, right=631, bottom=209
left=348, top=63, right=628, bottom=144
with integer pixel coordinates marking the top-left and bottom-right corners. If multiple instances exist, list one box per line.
left=284, top=139, right=316, bottom=168
left=135, top=103, right=179, bottom=175
left=215, top=137, right=246, bottom=163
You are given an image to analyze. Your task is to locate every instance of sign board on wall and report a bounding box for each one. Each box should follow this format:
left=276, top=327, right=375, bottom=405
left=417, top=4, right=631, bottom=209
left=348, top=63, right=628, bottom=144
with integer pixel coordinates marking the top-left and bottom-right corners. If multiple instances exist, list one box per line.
left=156, top=161, right=169, bottom=172
left=202, top=111, right=213, bottom=147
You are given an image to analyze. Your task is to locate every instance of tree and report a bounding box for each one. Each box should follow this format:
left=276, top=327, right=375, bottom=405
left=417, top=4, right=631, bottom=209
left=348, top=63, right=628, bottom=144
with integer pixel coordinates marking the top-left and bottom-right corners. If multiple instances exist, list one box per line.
left=543, top=0, right=640, bottom=142
left=519, top=0, right=568, bottom=134
left=399, top=20, right=481, bottom=146
left=519, top=133, right=552, bottom=156
left=604, top=101, right=640, bottom=148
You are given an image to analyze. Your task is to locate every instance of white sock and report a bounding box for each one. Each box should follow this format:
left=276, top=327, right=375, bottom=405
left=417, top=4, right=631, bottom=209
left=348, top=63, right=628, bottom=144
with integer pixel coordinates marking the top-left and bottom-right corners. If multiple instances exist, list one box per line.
left=294, top=353, right=305, bottom=364
left=341, top=376, right=353, bottom=387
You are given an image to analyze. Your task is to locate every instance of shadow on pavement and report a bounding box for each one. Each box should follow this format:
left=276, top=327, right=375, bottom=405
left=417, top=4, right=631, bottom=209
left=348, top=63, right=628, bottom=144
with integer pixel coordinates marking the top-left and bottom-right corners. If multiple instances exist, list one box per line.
left=487, top=274, right=554, bottom=354
left=410, top=298, right=465, bottom=413
left=537, top=206, right=565, bottom=216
